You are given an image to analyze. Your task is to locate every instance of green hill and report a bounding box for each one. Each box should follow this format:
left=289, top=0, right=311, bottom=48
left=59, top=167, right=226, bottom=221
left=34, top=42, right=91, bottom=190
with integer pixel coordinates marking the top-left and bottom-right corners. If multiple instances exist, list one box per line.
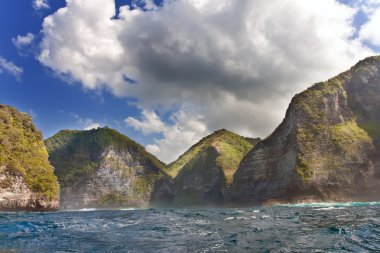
left=45, top=127, right=167, bottom=209
left=167, top=129, right=259, bottom=206
left=0, top=104, right=59, bottom=210
left=168, top=129, right=259, bottom=185
left=230, top=55, right=380, bottom=204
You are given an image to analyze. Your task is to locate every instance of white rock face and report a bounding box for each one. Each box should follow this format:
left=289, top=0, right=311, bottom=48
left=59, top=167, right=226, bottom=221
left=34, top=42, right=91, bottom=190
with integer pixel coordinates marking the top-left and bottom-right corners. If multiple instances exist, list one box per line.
left=0, top=166, right=59, bottom=210
left=59, top=148, right=159, bottom=209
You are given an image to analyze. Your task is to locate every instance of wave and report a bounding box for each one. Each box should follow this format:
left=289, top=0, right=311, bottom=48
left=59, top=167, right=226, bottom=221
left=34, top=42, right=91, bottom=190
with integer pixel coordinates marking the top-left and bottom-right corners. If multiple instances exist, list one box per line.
left=61, top=207, right=139, bottom=212
left=1, top=207, right=379, bottom=252
left=314, top=206, right=346, bottom=211
left=278, top=201, right=380, bottom=208
left=77, top=208, right=98, bottom=212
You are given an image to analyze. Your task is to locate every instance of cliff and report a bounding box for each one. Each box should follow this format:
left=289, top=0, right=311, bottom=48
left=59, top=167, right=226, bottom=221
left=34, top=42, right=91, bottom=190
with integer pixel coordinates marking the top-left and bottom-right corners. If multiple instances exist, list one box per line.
left=45, top=127, right=168, bottom=209
left=229, top=56, right=380, bottom=205
left=167, top=129, right=259, bottom=206
left=0, top=105, right=59, bottom=210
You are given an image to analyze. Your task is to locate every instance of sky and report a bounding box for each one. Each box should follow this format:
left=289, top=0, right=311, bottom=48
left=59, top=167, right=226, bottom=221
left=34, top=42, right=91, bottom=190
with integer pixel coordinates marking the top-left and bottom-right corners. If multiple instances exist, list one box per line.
left=1, top=0, right=380, bottom=163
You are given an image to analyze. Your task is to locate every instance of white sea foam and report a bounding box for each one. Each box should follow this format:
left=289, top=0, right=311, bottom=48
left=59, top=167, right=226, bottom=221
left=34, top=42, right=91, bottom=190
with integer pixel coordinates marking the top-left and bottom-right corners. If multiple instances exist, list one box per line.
left=315, top=206, right=345, bottom=211
left=120, top=208, right=137, bottom=211
left=236, top=217, right=249, bottom=220
left=225, top=216, right=255, bottom=220
left=278, top=201, right=380, bottom=208
left=63, top=207, right=139, bottom=212
left=77, top=208, right=98, bottom=212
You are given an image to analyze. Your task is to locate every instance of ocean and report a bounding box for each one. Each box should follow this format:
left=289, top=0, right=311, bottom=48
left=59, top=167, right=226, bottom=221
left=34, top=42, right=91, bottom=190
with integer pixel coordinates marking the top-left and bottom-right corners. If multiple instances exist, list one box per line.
left=0, top=202, right=379, bottom=252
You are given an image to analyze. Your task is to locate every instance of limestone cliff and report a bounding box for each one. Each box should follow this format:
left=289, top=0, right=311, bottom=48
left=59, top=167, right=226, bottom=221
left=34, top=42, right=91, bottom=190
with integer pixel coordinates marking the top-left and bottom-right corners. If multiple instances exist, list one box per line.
left=229, top=56, right=380, bottom=205
left=167, top=129, right=259, bottom=206
left=45, top=128, right=167, bottom=209
left=0, top=105, right=59, bottom=210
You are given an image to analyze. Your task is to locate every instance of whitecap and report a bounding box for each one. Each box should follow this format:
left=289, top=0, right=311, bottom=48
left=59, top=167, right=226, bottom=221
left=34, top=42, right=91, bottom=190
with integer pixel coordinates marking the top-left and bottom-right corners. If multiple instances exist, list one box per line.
left=278, top=201, right=380, bottom=208
left=315, top=206, right=345, bottom=211
left=120, top=208, right=137, bottom=211
left=236, top=217, right=249, bottom=220
left=77, top=208, right=98, bottom=212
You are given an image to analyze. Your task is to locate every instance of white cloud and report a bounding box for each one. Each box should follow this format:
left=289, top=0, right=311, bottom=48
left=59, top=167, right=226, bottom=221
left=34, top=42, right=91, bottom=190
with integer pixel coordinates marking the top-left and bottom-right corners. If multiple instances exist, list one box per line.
left=38, top=0, right=379, bottom=162
left=131, top=0, right=157, bottom=11
left=39, top=0, right=125, bottom=94
left=341, top=0, right=380, bottom=9
left=0, top=56, right=23, bottom=80
left=83, top=121, right=101, bottom=130
left=359, top=6, right=380, bottom=46
left=126, top=109, right=207, bottom=163
left=70, top=113, right=101, bottom=130
left=33, top=0, right=49, bottom=10
left=12, top=33, right=35, bottom=49
left=126, top=109, right=166, bottom=135
left=29, top=109, right=38, bottom=119
left=339, top=0, right=380, bottom=46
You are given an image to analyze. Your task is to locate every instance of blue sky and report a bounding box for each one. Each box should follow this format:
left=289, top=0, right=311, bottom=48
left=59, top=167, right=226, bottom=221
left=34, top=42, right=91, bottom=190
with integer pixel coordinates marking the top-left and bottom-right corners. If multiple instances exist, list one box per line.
left=0, top=0, right=156, bottom=144
left=1, top=0, right=379, bottom=162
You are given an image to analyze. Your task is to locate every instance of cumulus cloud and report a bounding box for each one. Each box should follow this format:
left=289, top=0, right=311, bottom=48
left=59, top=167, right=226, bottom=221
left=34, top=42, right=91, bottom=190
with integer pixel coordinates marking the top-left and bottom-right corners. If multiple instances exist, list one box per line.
left=33, top=0, right=49, bottom=10
left=83, top=121, right=101, bottom=130
left=359, top=1, right=380, bottom=46
left=38, top=0, right=378, bottom=162
left=39, top=0, right=125, bottom=94
left=0, top=56, right=23, bottom=80
left=70, top=113, right=101, bottom=130
left=126, top=110, right=167, bottom=135
left=12, top=33, right=35, bottom=49
left=126, top=109, right=207, bottom=163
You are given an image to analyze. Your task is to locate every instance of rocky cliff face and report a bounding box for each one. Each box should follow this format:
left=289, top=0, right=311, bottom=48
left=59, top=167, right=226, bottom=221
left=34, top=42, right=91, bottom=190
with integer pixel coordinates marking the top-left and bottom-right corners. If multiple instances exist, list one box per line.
left=0, top=166, right=58, bottom=210
left=229, top=56, right=380, bottom=205
left=0, top=105, right=59, bottom=210
left=45, top=128, right=167, bottom=209
left=167, top=129, right=259, bottom=206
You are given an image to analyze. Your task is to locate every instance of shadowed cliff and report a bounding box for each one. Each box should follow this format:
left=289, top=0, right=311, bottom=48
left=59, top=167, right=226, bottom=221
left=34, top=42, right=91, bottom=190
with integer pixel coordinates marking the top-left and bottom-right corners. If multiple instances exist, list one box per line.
left=167, top=129, right=260, bottom=206
left=229, top=56, right=380, bottom=205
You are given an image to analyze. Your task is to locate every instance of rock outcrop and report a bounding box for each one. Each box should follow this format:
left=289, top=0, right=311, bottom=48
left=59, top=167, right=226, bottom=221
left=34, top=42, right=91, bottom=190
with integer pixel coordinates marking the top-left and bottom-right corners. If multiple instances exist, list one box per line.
left=167, top=129, right=259, bottom=206
left=229, top=56, right=380, bottom=205
left=149, top=174, right=175, bottom=207
left=0, top=105, right=59, bottom=210
left=45, top=127, right=168, bottom=209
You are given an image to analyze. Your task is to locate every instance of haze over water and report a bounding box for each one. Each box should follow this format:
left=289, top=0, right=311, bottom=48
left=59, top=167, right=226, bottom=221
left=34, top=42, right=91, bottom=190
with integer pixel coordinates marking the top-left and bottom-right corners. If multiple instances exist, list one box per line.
left=0, top=202, right=379, bottom=252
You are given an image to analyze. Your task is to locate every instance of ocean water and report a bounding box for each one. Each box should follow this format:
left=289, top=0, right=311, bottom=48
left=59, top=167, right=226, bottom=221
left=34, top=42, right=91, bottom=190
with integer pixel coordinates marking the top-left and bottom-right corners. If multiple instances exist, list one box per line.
left=0, top=202, right=380, bottom=253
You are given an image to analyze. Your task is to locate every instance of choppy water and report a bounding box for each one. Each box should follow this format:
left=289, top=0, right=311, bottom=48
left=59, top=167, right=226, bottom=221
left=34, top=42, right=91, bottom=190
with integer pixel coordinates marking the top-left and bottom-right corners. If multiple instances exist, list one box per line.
left=0, top=202, right=380, bottom=253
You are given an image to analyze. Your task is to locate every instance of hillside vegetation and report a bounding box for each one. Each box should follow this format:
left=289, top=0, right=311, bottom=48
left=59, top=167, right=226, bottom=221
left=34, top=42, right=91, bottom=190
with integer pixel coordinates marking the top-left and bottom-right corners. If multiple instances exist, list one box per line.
left=45, top=127, right=166, bottom=188
left=0, top=105, right=59, bottom=199
left=230, top=55, right=380, bottom=204
left=168, top=129, right=259, bottom=185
